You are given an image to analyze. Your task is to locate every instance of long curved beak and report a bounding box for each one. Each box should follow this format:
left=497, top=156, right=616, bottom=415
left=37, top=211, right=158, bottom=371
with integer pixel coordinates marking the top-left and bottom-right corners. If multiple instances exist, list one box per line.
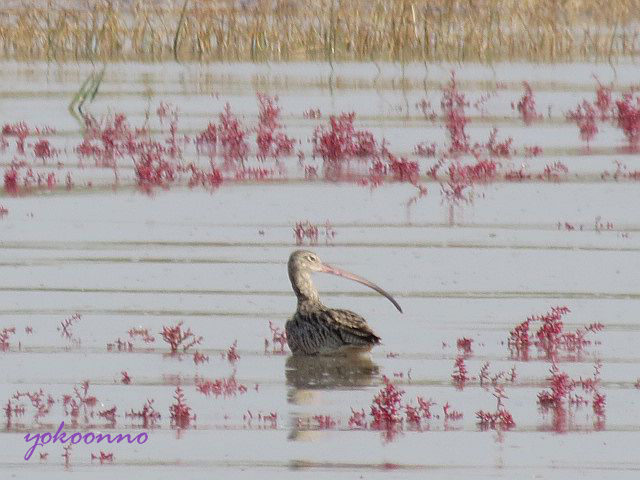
left=320, top=263, right=403, bottom=313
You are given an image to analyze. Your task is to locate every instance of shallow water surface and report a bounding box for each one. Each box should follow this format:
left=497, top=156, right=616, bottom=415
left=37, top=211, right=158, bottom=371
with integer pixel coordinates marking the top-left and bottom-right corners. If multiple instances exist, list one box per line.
left=0, top=61, right=639, bottom=479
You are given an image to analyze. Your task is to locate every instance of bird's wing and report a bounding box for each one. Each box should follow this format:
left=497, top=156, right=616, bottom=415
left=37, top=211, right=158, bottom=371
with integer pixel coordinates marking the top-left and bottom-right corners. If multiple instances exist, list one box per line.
left=324, top=308, right=381, bottom=344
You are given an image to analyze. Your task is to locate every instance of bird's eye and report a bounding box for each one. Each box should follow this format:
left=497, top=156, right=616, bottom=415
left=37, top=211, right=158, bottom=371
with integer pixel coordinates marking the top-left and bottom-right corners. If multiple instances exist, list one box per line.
left=307, top=255, right=314, bottom=261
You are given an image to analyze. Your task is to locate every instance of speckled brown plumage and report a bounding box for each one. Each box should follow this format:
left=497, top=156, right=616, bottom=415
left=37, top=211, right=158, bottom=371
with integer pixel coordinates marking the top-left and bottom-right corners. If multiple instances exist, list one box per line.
left=285, top=250, right=401, bottom=355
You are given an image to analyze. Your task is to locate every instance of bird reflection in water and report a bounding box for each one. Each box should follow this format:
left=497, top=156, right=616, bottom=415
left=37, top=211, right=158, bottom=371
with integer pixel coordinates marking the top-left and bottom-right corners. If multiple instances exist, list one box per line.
left=285, top=351, right=379, bottom=441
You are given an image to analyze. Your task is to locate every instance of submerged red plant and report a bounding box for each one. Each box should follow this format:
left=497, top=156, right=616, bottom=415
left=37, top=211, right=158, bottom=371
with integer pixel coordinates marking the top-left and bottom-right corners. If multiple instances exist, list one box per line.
left=615, top=92, right=640, bottom=148
left=58, top=313, right=82, bottom=345
left=169, top=386, right=195, bottom=429
left=91, top=451, right=114, bottom=464
left=160, top=321, right=203, bottom=353
left=62, top=380, right=98, bottom=423
left=370, top=375, right=404, bottom=430
left=513, top=82, right=541, bottom=125
left=224, top=340, right=240, bottom=363
left=451, top=355, right=469, bottom=388
left=312, top=112, right=379, bottom=162
left=218, top=103, right=249, bottom=162
left=265, top=321, right=288, bottom=354
left=0, top=326, right=16, bottom=351
left=508, top=306, right=603, bottom=361
left=126, top=399, right=161, bottom=428
left=12, top=389, right=55, bottom=420
left=256, top=94, right=295, bottom=160
left=195, top=372, right=247, bottom=398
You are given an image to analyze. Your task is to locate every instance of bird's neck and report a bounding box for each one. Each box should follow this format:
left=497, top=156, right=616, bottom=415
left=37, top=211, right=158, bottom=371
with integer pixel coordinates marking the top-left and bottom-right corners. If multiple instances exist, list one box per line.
left=289, top=267, right=321, bottom=307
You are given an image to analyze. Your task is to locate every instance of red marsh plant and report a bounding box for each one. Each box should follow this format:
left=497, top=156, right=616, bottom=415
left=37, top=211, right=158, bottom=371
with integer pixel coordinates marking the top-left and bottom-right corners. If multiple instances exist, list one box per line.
left=195, top=372, right=247, bottom=398
left=294, top=219, right=338, bottom=246
left=126, top=399, right=161, bottom=428
left=12, top=389, right=55, bottom=421
left=512, top=82, right=542, bottom=125
left=128, top=327, right=155, bottom=344
left=508, top=306, right=604, bottom=361
left=106, top=337, right=133, bottom=352
left=265, top=321, right=288, bottom=354
left=451, top=355, right=469, bottom=389
left=0, top=326, right=16, bottom=351
left=537, top=362, right=605, bottom=432
left=2, top=122, right=29, bottom=153
left=91, top=451, right=114, bottom=464
left=256, top=93, right=295, bottom=160
left=183, top=162, right=223, bottom=189
left=98, top=406, right=117, bottom=424
left=566, top=100, right=598, bottom=145
left=456, top=337, right=473, bottom=355
left=62, top=380, right=98, bottom=424
left=169, top=386, right=195, bottom=429
left=218, top=103, right=249, bottom=163
left=615, top=92, right=640, bottom=149
left=311, top=112, right=379, bottom=162
left=0, top=205, right=7, bottom=218
left=224, top=340, right=240, bottom=363
left=62, top=443, right=72, bottom=468
left=58, top=313, right=82, bottom=346
left=193, top=350, right=210, bottom=365
left=33, top=139, right=57, bottom=162
left=476, top=385, right=516, bottom=431
left=160, top=321, right=203, bottom=353
left=2, top=166, right=58, bottom=195
left=303, top=108, right=321, bottom=119
left=442, top=402, right=463, bottom=421
left=120, top=371, right=132, bottom=384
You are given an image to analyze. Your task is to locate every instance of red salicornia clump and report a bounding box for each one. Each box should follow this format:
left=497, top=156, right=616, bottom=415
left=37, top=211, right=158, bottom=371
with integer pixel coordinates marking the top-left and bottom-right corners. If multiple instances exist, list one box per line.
left=193, top=350, right=209, bottom=364
left=508, top=306, right=603, bottom=361
left=160, top=321, right=203, bottom=353
left=476, top=385, right=515, bottom=431
left=12, top=389, right=55, bottom=420
left=98, top=406, right=117, bottom=424
left=566, top=100, right=598, bottom=144
left=615, top=92, right=640, bottom=148
left=537, top=361, right=605, bottom=432
left=513, top=81, right=541, bottom=125
left=456, top=337, right=473, bottom=355
left=169, top=386, right=195, bottom=429
left=441, top=72, right=470, bottom=153
left=58, top=313, right=82, bottom=345
left=134, top=141, right=177, bottom=192
left=293, top=220, right=319, bottom=245
left=442, top=402, right=463, bottom=421
left=265, top=321, right=288, bottom=354
left=128, top=327, right=155, bottom=343
left=451, top=355, right=469, bottom=388
left=224, top=340, right=240, bottom=363
left=0, top=326, right=16, bottom=351
left=312, top=112, right=378, bottom=162
left=62, top=380, right=98, bottom=423
left=91, top=451, right=114, bottom=464
left=2, top=122, right=29, bottom=153
left=218, top=103, right=249, bottom=162
left=370, top=375, right=404, bottom=429
left=126, top=399, right=161, bottom=428
left=256, top=93, right=295, bottom=160
left=195, top=373, right=247, bottom=398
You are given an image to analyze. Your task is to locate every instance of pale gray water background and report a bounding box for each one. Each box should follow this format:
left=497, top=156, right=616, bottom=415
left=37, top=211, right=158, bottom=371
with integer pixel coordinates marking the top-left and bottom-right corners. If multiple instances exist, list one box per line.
left=0, top=61, right=639, bottom=478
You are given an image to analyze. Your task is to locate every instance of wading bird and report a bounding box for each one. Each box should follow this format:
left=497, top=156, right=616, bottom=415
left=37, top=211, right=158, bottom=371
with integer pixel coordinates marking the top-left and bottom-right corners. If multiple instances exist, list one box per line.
left=286, top=250, right=402, bottom=355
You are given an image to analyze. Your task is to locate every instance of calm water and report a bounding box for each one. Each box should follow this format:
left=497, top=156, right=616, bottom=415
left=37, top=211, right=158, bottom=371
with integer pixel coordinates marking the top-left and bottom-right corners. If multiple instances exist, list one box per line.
left=0, top=61, right=639, bottom=479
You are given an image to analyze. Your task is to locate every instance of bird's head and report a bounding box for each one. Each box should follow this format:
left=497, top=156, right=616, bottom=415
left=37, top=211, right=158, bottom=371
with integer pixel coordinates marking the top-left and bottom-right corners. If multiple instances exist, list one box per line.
left=287, top=250, right=402, bottom=313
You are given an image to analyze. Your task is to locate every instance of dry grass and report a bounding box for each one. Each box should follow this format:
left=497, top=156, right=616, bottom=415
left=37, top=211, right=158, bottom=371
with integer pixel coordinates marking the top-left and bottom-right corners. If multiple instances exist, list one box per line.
left=0, top=0, right=638, bottom=63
